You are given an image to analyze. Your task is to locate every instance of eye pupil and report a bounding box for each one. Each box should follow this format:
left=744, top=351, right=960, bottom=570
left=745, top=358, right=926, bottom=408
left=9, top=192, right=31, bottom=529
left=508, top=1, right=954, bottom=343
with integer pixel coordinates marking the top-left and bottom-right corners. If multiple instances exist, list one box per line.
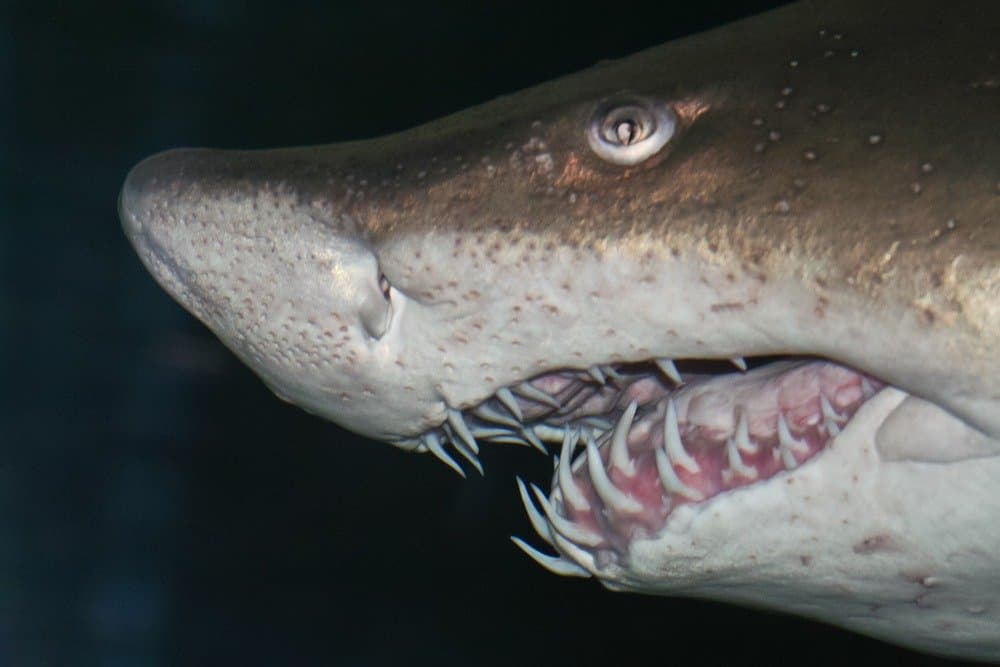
left=615, top=120, right=638, bottom=145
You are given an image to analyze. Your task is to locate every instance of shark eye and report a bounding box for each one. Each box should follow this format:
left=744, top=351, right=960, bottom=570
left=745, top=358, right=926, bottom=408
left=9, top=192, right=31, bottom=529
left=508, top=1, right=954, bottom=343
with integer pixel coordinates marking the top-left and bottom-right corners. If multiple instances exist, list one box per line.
left=587, top=96, right=675, bottom=165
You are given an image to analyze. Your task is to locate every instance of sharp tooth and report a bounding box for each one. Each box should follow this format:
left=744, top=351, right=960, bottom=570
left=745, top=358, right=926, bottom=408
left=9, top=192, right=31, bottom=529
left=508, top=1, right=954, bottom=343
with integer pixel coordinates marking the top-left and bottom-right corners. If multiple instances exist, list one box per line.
left=473, top=427, right=518, bottom=439
left=778, top=442, right=798, bottom=469
left=558, top=430, right=590, bottom=511
left=548, top=530, right=599, bottom=576
left=515, top=477, right=554, bottom=546
left=447, top=408, right=480, bottom=454
left=653, top=447, right=704, bottom=501
left=530, top=483, right=605, bottom=547
left=726, top=436, right=758, bottom=479
left=443, top=423, right=484, bottom=475
left=777, top=413, right=809, bottom=470
left=861, top=377, right=875, bottom=399
left=513, top=382, right=561, bottom=408
left=510, top=537, right=591, bottom=578
left=730, top=356, right=748, bottom=372
left=423, top=432, right=465, bottom=477
left=495, top=387, right=524, bottom=421
left=655, top=358, right=683, bottom=385
left=819, top=394, right=841, bottom=437
left=473, top=404, right=522, bottom=428
left=820, top=394, right=842, bottom=420
left=664, top=399, right=700, bottom=474
left=587, top=365, right=606, bottom=384
left=777, top=414, right=810, bottom=454
left=486, top=435, right=532, bottom=446
left=734, top=409, right=758, bottom=454
left=584, top=433, right=643, bottom=514
left=533, top=424, right=567, bottom=442
left=521, top=426, right=548, bottom=454
left=609, top=400, right=638, bottom=476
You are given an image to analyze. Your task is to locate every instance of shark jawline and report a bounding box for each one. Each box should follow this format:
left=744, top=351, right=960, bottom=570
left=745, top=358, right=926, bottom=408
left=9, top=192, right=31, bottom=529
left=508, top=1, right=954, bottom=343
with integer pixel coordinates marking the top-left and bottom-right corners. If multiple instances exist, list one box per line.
left=407, top=354, right=881, bottom=575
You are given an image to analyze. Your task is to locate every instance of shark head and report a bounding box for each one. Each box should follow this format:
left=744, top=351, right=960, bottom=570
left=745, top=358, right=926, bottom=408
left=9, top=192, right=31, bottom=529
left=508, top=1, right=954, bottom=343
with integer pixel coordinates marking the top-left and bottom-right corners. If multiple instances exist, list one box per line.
left=119, top=0, right=1000, bottom=659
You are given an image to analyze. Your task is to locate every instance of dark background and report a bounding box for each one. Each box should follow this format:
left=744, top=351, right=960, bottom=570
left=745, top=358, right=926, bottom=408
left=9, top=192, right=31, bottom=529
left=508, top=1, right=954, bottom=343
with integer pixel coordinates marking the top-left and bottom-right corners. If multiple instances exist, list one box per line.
left=3, top=1, right=972, bottom=665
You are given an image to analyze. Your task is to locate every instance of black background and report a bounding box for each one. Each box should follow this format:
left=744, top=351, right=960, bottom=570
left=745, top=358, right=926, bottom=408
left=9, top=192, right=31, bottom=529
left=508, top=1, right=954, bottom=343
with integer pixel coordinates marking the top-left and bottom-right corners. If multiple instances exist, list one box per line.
left=4, top=1, right=972, bottom=665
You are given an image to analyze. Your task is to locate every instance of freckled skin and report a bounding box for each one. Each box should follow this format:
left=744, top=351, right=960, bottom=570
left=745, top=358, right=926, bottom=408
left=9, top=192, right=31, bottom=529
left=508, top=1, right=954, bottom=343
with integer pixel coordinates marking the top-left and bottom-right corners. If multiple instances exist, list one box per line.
left=120, top=0, right=1000, bottom=660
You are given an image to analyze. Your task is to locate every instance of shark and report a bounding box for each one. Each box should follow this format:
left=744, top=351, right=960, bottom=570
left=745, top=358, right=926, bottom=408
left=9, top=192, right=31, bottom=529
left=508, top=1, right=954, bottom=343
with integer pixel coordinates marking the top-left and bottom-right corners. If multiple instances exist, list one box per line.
left=118, top=0, right=1000, bottom=660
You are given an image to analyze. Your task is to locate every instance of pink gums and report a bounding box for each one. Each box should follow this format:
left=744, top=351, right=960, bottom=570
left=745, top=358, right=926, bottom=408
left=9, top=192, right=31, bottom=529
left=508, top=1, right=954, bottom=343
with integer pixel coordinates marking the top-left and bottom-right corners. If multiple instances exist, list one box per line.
left=555, top=362, right=880, bottom=553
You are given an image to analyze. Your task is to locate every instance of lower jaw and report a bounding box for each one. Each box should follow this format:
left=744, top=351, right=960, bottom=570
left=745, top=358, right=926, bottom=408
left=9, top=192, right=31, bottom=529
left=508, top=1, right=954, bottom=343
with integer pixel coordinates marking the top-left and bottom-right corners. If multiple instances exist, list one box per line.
left=413, top=355, right=883, bottom=573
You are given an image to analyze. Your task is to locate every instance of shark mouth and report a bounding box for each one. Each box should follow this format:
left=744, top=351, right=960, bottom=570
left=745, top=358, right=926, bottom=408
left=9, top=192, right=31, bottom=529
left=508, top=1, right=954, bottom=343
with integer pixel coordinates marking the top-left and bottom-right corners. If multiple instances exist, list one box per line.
left=410, top=357, right=882, bottom=578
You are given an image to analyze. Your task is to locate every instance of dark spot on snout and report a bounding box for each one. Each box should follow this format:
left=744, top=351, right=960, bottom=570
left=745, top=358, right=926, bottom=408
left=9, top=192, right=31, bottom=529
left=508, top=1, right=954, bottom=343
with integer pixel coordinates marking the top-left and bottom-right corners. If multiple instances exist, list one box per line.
left=853, top=534, right=896, bottom=554
left=710, top=302, right=745, bottom=312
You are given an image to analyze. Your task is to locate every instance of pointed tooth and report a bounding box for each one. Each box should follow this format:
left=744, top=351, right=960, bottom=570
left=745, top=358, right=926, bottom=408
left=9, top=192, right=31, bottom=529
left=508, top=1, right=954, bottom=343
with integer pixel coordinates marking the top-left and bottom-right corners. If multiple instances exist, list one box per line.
left=777, top=414, right=808, bottom=470
left=472, top=404, right=522, bottom=428
left=473, top=427, right=518, bottom=439
left=730, top=356, right=748, bottom=372
left=664, top=399, right=700, bottom=473
left=584, top=434, right=643, bottom=514
left=726, top=436, right=758, bottom=479
left=779, top=443, right=798, bottom=469
left=515, top=477, right=554, bottom=546
left=734, top=409, right=758, bottom=454
left=861, top=377, right=875, bottom=399
left=820, top=394, right=842, bottom=421
left=510, top=537, right=591, bottom=578
left=655, top=358, right=683, bottom=385
left=654, top=446, right=704, bottom=501
left=609, top=400, right=638, bottom=476
left=447, top=409, right=480, bottom=454
left=520, top=427, right=547, bottom=454
left=548, top=530, right=598, bottom=576
left=530, top=484, right=605, bottom=547
left=587, top=365, right=606, bottom=384
left=443, top=424, right=484, bottom=475
left=558, top=430, right=590, bottom=511
left=452, top=442, right=484, bottom=475
left=777, top=413, right=810, bottom=454
left=487, top=435, right=532, bottom=446
left=495, top=387, right=524, bottom=421
left=819, top=394, right=841, bottom=437
left=512, top=382, right=562, bottom=408
left=423, top=432, right=465, bottom=477
left=533, top=424, right=566, bottom=442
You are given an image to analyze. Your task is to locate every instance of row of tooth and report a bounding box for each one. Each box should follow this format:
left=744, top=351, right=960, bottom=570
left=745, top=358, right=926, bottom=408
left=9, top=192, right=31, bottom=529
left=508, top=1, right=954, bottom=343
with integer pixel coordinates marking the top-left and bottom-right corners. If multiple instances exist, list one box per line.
left=510, top=386, right=859, bottom=578
left=416, top=356, right=752, bottom=476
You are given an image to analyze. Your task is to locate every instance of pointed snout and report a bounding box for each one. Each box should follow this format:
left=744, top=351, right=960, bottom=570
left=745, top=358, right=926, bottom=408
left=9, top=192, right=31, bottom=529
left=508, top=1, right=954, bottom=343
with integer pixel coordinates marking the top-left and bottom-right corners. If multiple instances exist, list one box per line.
left=119, top=147, right=238, bottom=279
left=120, top=148, right=178, bottom=249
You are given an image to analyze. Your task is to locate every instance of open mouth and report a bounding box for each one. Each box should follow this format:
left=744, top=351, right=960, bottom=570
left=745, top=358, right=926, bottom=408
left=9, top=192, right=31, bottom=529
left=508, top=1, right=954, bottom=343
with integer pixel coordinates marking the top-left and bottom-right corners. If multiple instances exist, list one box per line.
left=409, top=356, right=882, bottom=577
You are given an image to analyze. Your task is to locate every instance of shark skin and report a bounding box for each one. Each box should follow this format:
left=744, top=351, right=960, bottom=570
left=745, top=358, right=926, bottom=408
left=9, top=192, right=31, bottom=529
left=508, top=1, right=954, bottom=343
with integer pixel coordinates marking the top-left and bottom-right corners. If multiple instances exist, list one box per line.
left=119, top=0, right=1000, bottom=660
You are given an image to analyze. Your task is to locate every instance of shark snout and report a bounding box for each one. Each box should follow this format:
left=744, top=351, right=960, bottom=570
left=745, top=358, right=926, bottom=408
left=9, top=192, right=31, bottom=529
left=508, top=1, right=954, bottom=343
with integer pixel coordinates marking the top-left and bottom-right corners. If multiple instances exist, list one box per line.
left=120, top=147, right=213, bottom=245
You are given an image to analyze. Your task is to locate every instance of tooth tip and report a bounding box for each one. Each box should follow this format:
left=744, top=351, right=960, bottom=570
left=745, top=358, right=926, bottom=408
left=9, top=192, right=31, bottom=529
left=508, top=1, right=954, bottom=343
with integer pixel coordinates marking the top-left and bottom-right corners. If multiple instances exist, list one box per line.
left=509, top=536, right=590, bottom=577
